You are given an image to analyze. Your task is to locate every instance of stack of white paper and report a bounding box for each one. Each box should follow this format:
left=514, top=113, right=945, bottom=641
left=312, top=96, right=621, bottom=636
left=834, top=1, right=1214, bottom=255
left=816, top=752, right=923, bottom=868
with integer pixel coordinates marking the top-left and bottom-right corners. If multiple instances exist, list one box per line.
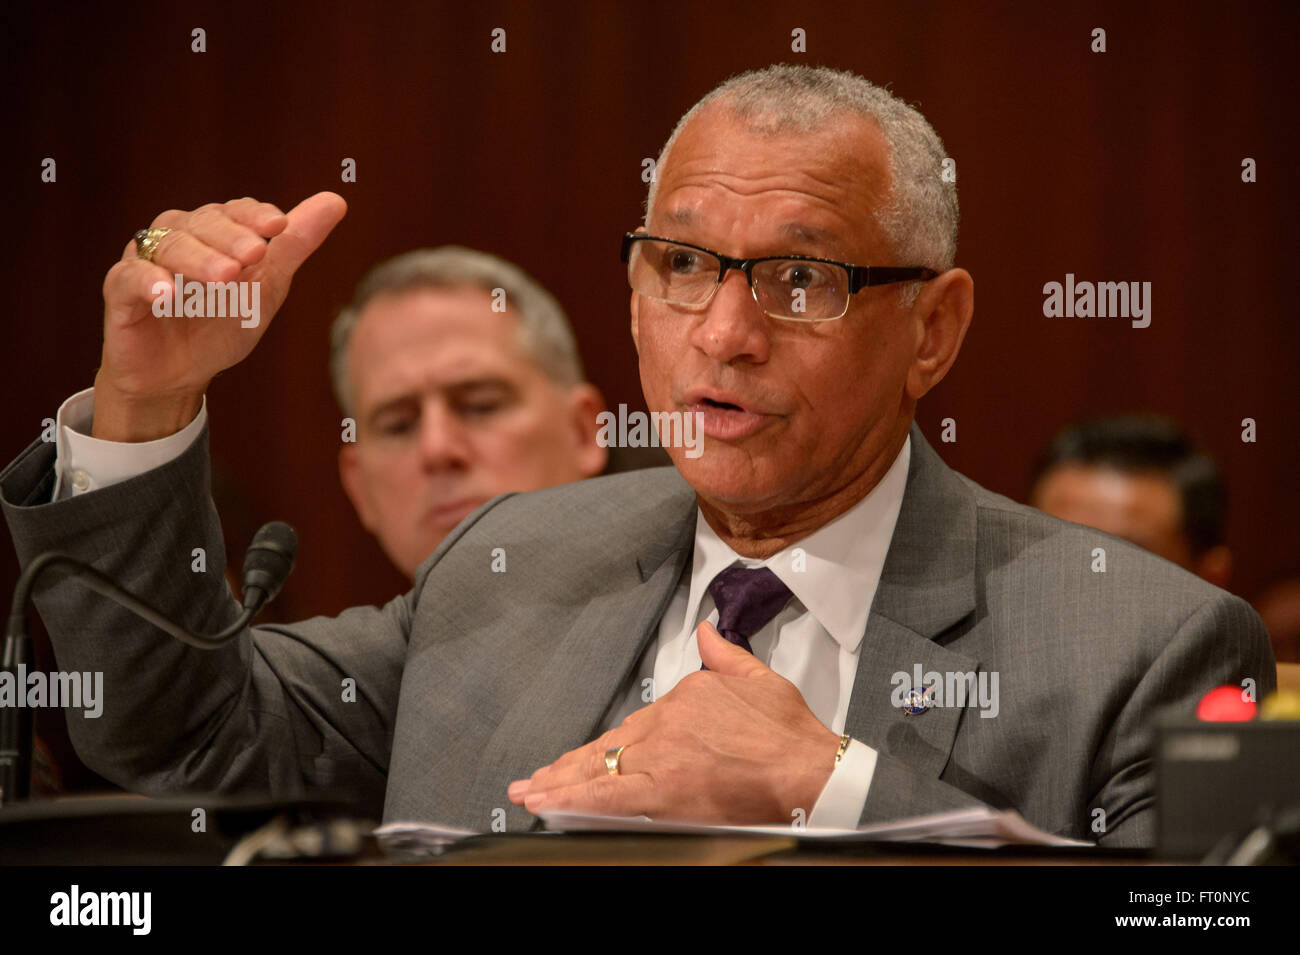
left=372, top=807, right=1092, bottom=856
left=538, top=807, right=1093, bottom=849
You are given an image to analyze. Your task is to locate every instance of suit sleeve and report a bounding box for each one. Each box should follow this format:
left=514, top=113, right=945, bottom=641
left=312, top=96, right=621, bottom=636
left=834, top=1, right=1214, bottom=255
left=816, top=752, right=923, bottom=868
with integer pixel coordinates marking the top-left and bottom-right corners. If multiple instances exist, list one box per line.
left=1089, top=591, right=1276, bottom=848
left=1, top=427, right=412, bottom=817
left=856, top=751, right=993, bottom=825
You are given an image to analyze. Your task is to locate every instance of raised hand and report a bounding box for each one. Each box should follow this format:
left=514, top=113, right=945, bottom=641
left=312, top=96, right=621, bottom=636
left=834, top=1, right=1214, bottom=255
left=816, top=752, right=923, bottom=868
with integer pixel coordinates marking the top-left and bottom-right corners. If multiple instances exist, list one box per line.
left=93, top=193, right=347, bottom=441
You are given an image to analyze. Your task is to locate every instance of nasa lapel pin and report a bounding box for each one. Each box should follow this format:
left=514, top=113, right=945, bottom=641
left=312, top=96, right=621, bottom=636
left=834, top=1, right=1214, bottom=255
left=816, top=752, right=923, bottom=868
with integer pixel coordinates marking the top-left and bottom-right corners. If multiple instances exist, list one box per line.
left=902, top=686, right=933, bottom=715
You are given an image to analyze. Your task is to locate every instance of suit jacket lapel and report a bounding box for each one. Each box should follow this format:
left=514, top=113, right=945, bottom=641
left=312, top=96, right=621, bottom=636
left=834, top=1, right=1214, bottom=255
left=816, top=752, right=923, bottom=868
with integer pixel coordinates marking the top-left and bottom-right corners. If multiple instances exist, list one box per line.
left=844, top=424, right=981, bottom=779
left=424, top=428, right=977, bottom=827
left=466, top=494, right=695, bottom=830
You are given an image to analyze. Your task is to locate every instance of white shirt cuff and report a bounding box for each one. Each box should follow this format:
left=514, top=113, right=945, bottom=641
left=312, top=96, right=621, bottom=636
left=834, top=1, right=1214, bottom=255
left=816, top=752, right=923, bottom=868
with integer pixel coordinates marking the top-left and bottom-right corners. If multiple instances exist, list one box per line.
left=808, top=739, right=877, bottom=828
left=53, top=387, right=208, bottom=500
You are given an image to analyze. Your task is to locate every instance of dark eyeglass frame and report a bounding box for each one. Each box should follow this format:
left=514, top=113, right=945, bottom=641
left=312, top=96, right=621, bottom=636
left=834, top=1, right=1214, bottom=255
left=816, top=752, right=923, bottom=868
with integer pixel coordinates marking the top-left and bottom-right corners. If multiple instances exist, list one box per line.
left=620, top=232, right=938, bottom=318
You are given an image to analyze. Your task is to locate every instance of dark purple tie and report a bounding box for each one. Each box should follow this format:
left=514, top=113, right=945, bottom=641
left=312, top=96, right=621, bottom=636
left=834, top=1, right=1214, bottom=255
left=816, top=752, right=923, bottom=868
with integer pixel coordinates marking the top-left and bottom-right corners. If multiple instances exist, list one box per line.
left=701, top=566, right=794, bottom=668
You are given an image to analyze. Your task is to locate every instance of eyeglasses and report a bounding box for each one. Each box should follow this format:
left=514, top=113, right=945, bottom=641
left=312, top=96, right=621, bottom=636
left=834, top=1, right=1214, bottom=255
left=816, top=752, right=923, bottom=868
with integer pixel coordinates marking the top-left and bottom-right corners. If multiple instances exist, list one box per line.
left=620, top=233, right=938, bottom=322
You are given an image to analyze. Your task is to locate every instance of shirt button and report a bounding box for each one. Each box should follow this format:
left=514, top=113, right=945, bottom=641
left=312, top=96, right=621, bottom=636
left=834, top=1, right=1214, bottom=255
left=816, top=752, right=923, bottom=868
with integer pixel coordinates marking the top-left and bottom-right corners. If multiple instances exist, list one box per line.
left=70, top=468, right=91, bottom=492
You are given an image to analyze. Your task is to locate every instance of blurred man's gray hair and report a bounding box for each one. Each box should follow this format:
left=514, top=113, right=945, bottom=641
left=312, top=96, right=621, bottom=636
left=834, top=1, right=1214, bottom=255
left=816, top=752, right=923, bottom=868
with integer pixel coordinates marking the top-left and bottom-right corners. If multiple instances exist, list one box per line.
left=646, top=64, right=958, bottom=307
left=330, top=246, right=585, bottom=414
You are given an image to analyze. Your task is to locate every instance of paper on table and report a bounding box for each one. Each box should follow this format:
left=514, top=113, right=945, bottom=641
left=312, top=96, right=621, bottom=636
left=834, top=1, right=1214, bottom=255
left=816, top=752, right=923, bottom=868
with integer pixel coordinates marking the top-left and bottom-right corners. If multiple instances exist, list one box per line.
left=539, top=807, right=1093, bottom=848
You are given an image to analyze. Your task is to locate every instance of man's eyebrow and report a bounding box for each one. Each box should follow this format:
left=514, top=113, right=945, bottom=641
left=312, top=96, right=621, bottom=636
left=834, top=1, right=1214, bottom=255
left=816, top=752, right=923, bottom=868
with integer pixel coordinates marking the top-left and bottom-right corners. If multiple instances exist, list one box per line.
left=777, top=222, right=838, bottom=248
left=366, top=377, right=517, bottom=418
left=662, top=208, right=697, bottom=228
left=366, top=392, right=418, bottom=424
left=661, top=211, right=839, bottom=251
left=446, top=377, right=517, bottom=398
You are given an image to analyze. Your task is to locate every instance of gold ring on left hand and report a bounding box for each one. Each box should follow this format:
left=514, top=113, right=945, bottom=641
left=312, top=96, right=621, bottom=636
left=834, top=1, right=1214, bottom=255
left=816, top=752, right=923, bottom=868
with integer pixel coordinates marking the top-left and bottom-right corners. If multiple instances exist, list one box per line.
left=604, top=745, right=626, bottom=776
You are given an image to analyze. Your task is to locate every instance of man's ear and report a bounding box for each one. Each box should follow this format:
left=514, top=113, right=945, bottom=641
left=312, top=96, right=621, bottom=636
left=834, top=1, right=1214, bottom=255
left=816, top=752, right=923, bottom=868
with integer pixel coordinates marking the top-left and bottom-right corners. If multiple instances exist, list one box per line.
left=629, top=291, right=641, bottom=353
left=905, top=267, right=974, bottom=400
left=565, top=382, right=609, bottom=477
left=1195, top=544, right=1233, bottom=591
left=338, top=444, right=377, bottom=532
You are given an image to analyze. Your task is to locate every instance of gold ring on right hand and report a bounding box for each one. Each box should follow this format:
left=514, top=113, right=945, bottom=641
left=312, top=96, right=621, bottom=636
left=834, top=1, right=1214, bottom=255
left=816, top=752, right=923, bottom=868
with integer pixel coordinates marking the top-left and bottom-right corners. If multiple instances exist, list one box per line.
left=133, top=227, right=172, bottom=263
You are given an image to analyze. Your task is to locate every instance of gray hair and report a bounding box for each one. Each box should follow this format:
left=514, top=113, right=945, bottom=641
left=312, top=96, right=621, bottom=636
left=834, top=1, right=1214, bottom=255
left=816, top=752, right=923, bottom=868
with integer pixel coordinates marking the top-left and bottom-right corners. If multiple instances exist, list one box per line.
left=645, top=64, right=958, bottom=306
left=329, top=246, right=585, bottom=414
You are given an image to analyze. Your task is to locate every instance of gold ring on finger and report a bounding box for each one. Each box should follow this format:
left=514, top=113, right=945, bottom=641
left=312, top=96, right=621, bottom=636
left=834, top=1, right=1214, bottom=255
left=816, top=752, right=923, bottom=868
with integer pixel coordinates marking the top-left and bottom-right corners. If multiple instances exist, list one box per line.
left=604, top=745, right=626, bottom=776
left=133, top=227, right=172, bottom=263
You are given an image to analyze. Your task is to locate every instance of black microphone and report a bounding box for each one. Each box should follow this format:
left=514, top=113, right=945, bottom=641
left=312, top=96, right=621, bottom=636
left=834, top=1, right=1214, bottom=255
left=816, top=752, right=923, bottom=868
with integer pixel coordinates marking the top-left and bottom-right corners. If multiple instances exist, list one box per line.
left=240, top=521, right=298, bottom=612
left=0, top=522, right=298, bottom=805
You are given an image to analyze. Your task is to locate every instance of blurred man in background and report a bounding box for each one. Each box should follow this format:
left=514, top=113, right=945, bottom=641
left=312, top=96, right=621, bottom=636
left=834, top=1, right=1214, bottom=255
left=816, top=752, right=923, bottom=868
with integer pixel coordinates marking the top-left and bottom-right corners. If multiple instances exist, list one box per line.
left=1256, top=578, right=1300, bottom=665
left=330, top=247, right=608, bottom=577
left=1028, top=415, right=1231, bottom=589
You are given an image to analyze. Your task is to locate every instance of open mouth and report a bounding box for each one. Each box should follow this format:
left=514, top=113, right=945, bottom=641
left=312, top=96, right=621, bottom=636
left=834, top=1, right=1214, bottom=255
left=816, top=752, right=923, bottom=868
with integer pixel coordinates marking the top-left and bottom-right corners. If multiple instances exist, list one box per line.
left=688, top=396, right=769, bottom=441
left=700, top=397, right=744, bottom=412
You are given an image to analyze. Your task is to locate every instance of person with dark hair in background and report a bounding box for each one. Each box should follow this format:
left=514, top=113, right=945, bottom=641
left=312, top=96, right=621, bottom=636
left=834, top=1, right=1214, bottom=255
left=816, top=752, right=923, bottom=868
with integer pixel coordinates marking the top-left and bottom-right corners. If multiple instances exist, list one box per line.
left=1029, top=415, right=1232, bottom=590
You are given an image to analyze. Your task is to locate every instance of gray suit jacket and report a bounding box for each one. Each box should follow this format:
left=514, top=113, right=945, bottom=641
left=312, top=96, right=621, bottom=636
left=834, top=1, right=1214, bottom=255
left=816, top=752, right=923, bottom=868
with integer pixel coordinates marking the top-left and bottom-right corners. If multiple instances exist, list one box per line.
left=1, top=422, right=1275, bottom=846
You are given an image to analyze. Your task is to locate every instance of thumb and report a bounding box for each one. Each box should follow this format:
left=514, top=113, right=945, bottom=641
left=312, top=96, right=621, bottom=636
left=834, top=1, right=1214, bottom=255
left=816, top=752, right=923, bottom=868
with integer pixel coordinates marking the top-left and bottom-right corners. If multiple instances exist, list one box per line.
left=697, top=621, right=769, bottom=678
left=262, top=191, right=348, bottom=279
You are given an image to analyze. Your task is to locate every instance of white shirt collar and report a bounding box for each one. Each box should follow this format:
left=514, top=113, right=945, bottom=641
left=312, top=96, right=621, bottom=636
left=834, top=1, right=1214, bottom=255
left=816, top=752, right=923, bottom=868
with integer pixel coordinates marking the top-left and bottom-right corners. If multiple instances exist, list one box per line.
left=683, top=435, right=911, bottom=654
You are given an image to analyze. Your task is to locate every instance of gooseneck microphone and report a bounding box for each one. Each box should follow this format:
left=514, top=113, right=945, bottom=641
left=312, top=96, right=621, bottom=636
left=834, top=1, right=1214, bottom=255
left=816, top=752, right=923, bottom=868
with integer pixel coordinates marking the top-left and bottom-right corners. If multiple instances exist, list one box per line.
left=0, top=522, right=297, bottom=805
left=236, top=521, right=299, bottom=614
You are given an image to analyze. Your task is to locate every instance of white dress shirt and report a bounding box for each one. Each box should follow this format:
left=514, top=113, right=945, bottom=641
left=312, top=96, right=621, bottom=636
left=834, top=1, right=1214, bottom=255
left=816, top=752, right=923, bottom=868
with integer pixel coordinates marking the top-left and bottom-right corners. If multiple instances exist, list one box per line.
left=50, top=388, right=911, bottom=829
left=599, top=436, right=910, bottom=827
left=52, top=388, right=207, bottom=501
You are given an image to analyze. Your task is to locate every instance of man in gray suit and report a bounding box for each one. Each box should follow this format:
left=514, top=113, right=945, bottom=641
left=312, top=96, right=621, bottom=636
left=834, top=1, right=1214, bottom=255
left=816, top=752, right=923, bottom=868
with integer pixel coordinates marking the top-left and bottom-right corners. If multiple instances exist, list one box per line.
left=1, top=65, right=1274, bottom=844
